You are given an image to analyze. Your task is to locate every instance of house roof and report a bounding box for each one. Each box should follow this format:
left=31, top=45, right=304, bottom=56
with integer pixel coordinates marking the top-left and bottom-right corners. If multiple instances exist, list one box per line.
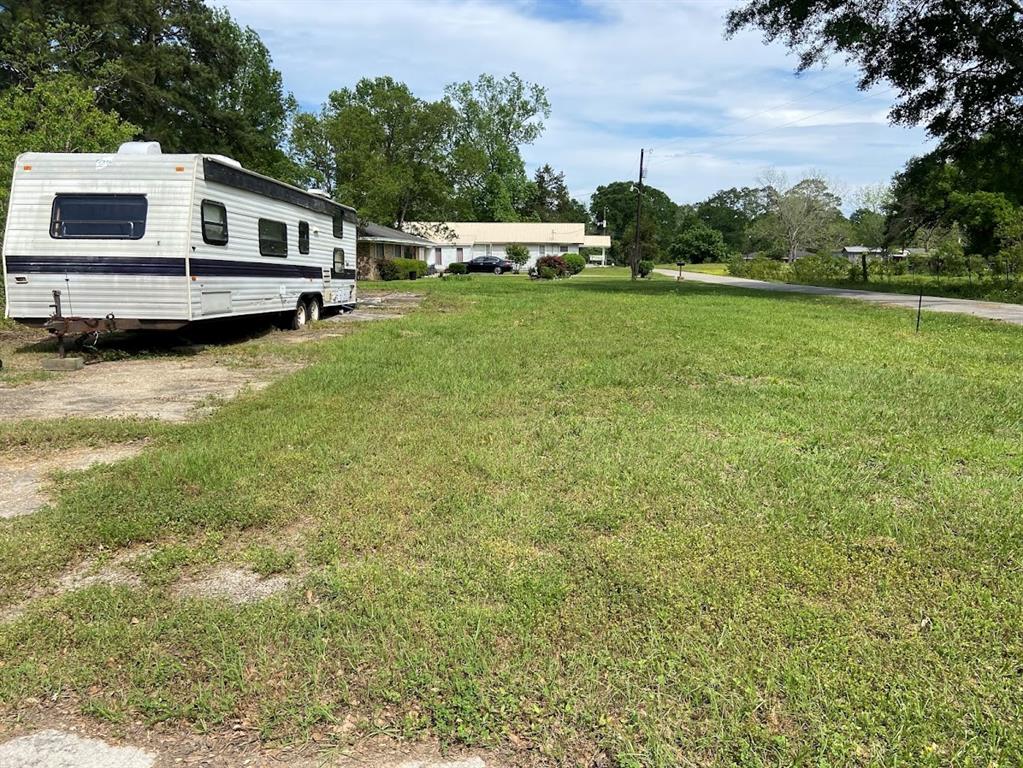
left=842, top=245, right=884, bottom=253
left=583, top=234, right=611, bottom=248
left=405, top=221, right=588, bottom=246
left=357, top=221, right=438, bottom=246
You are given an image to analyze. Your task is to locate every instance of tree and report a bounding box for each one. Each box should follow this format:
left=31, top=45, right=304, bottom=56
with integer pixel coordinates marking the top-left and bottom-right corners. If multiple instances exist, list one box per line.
left=619, top=214, right=660, bottom=266
left=525, top=164, right=589, bottom=223
left=590, top=181, right=679, bottom=253
left=695, top=186, right=773, bottom=252
left=291, top=77, right=456, bottom=225
left=505, top=243, right=530, bottom=271
left=667, top=221, right=730, bottom=264
left=0, top=74, right=137, bottom=238
left=726, top=0, right=1023, bottom=155
left=0, top=2, right=295, bottom=176
left=755, top=172, right=844, bottom=260
left=887, top=144, right=1023, bottom=257
left=445, top=73, right=550, bottom=221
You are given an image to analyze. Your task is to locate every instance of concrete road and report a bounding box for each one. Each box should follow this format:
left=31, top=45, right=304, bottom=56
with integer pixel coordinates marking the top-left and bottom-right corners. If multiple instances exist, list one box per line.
left=655, top=269, right=1023, bottom=326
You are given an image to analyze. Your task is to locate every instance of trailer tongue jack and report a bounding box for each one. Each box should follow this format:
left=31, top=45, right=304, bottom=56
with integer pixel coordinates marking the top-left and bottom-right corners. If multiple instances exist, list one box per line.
left=44, top=289, right=119, bottom=358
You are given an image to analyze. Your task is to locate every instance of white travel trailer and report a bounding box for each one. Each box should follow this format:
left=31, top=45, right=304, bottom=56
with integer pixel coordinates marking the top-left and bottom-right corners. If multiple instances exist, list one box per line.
left=2, top=142, right=357, bottom=347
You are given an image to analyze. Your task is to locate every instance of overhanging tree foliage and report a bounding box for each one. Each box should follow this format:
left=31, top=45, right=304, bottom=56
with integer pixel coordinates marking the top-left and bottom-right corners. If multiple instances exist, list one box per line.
left=726, top=0, right=1023, bottom=154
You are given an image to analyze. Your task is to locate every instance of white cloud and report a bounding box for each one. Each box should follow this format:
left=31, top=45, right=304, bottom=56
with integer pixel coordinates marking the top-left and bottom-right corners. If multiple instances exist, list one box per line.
left=216, top=0, right=932, bottom=206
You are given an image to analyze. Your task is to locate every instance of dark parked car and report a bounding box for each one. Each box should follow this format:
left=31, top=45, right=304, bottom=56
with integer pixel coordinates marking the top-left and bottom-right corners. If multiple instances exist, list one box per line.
left=466, top=255, right=515, bottom=274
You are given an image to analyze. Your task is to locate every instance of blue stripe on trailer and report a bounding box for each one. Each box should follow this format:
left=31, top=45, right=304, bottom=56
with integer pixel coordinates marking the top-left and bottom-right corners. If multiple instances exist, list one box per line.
left=5, top=255, right=186, bottom=276
left=4, top=256, right=349, bottom=281
left=189, top=258, right=323, bottom=279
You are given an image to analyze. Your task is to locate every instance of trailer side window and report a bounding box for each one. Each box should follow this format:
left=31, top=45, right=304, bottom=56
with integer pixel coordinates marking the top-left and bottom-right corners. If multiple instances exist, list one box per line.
left=201, top=200, right=228, bottom=245
left=50, top=194, right=147, bottom=240
left=298, top=220, right=309, bottom=254
left=258, top=218, right=287, bottom=257
left=332, top=248, right=346, bottom=278
left=332, top=214, right=343, bottom=238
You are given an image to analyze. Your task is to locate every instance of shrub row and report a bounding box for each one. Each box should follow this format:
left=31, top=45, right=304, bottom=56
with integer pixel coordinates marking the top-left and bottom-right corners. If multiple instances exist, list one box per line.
left=445, top=262, right=469, bottom=275
left=379, top=258, right=428, bottom=281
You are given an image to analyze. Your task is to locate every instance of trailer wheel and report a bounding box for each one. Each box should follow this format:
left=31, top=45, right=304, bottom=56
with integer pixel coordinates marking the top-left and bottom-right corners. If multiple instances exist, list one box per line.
left=289, top=300, right=309, bottom=330
left=307, top=296, right=321, bottom=323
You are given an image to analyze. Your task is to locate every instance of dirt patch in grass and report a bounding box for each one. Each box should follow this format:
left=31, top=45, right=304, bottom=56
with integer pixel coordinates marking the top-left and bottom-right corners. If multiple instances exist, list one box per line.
left=1, top=546, right=147, bottom=624
left=0, top=703, right=507, bottom=768
left=0, top=443, right=145, bottom=520
left=173, top=566, right=294, bottom=604
left=0, top=359, right=294, bottom=423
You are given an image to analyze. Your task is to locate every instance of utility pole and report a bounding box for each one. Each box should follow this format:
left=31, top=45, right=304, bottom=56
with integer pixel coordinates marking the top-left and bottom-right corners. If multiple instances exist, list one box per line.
left=631, top=148, right=645, bottom=280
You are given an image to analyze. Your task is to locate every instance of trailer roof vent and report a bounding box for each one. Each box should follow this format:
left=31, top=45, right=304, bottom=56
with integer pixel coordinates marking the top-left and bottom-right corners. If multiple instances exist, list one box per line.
left=117, top=141, right=162, bottom=155
left=206, top=154, right=242, bottom=169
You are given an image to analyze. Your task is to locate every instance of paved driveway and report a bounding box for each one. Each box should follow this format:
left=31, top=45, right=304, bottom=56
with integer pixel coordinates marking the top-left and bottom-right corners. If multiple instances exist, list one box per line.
left=655, top=269, right=1023, bottom=326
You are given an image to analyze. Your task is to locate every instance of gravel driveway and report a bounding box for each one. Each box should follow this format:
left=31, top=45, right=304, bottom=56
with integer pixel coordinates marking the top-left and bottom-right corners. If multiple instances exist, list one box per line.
left=657, top=269, right=1023, bottom=325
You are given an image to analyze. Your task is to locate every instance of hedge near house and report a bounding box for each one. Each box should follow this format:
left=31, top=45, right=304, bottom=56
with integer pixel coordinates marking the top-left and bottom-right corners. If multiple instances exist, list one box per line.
left=379, top=258, right=428, bottom=280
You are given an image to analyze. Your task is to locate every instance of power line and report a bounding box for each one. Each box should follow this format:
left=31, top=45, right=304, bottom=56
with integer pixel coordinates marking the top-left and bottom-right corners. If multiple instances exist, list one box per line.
left=649, top=73, right=863, bottom=155
left=653, top=87, right=897, bottom=162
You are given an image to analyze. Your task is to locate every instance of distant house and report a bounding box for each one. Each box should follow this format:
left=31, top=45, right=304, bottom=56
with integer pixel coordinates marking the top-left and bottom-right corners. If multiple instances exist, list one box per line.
left=837, top=245, right=886, bottom=263
left=356, top=222, right=439, bottom=280
left=404, top=221, right=607, bottom=269
left=836, top=246, right=921, bottom=263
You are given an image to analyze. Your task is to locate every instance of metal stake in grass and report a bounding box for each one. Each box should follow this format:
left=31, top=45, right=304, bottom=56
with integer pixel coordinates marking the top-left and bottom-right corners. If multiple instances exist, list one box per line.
left=916, top=283, right=923, bottom=333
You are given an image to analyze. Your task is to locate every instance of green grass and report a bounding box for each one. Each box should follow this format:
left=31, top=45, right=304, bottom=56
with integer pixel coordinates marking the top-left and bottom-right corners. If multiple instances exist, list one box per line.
left=2, top=274, right=1022, bottom=765
left=654, top=262, right=729, bottom=276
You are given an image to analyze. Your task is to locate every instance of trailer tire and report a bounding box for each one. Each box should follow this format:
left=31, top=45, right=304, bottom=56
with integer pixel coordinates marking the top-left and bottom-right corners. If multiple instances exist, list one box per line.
left=307, top=296, right=321, bottom=323
left=289, top=300, right=309, bottom=331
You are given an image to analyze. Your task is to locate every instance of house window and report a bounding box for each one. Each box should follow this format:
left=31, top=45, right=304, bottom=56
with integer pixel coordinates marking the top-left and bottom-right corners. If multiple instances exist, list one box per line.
left=485, top=244, right=492, bottom=257
left=376, top=243, right=385, bottom=258
left=332, top=213, right=344, bottom=238
left=332, top=248, right=346, bottom=278
left=434, top=247, right=442, bottom=265
left=298, top=220, right=310, bottom=254
left=200, top=200, right=228, bottom=246
left=50, top=194, right=147, bottom=240
left=456, top=247, right=463, bottom=262
left=258, top=218, right=287, bottom=257
left=559, top=245, right=569, bottom=253
left=538, top=244, right=546, bottom=257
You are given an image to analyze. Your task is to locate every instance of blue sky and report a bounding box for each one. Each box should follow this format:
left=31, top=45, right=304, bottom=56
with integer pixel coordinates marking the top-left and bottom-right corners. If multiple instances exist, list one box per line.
left=218, top=0, right=933, bottom=208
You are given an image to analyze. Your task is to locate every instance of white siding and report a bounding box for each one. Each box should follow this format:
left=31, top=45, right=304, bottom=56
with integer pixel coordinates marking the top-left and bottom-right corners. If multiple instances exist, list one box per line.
left=2, top=153, right=194, bottom=321
left=187, top=173, right=357, bottom=319
left=428, top=242, right=582, bottom=270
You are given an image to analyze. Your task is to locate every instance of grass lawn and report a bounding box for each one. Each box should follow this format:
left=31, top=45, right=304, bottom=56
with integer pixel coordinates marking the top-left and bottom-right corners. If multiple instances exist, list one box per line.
left=680, top=262, right=730, bottom=276
left=2, top=273, right=1022, bottom=766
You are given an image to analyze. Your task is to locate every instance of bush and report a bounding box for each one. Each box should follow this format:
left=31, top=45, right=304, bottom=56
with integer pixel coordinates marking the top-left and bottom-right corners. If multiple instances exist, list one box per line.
left=538, top=265, right=557, bottom=280
left=446, top=262, right=468, bottom=275
left=638, top=259, right=654, bottom=278
left=790, top=253, right=848, bottom=283
left=505, top=243, right=530, bottom=270
left=563, top=253, right=586, bottom=275
left=729, top=255, right=786, bottom=281
left=380, top=257, right=427, bottom=281
left=535, top=255, right=569, bottom=279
